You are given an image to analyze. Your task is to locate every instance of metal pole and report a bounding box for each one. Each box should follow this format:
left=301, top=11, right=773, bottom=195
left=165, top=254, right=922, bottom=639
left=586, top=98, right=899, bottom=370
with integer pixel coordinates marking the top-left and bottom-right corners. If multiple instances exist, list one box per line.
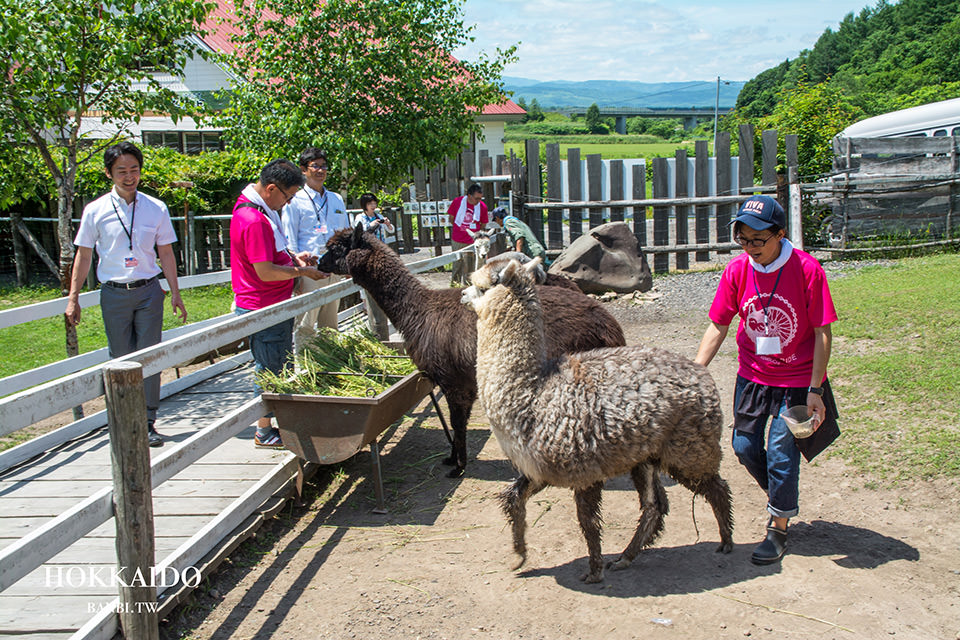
left=713, top=76, right=720, bottom=154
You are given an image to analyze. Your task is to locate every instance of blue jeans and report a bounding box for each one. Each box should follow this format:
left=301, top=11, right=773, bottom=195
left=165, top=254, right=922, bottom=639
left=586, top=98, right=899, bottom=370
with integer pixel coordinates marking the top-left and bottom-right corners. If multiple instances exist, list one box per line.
left=235, top=307, right=294, bottom=418
left=731, top=376, right=801, bottom=519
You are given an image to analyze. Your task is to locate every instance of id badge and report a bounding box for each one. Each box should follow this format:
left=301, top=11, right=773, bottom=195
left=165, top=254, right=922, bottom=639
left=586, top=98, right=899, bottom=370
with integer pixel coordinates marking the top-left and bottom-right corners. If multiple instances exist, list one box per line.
left=756, top=335, right=782, bottom=355
left=320, top=224, right=328, bottom=234
left=124, top=256, right=139, bottom=269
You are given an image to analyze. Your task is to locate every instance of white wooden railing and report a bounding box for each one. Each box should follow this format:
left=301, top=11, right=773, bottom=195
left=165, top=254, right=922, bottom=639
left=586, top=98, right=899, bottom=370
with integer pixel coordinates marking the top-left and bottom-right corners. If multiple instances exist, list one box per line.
left=0, top=249, right=461, bottom=610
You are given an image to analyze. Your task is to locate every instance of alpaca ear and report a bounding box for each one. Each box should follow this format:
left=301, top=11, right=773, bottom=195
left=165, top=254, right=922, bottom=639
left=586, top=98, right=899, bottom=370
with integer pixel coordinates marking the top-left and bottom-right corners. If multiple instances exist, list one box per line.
left=523, top=257, right=543, bottom=274
left=465, top=228, right=476, bottom=240
left=500, top=259, right=522, bottom=284
left=351, top=222, right=365, bottom=247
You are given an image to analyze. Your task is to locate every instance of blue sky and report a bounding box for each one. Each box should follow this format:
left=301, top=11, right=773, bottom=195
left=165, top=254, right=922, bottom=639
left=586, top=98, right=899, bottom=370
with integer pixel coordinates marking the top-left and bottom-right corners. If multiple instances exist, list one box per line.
left=454, top=0, right=877, bottom=83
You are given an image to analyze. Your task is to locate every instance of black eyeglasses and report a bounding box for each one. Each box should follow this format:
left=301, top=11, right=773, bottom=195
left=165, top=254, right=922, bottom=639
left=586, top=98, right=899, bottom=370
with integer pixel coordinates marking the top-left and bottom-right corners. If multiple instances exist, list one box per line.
left=276, top=185, right=297, bottom=205
left=307, top=163, right=329, bottom=171
left=734, top=233, right=776, bottom=248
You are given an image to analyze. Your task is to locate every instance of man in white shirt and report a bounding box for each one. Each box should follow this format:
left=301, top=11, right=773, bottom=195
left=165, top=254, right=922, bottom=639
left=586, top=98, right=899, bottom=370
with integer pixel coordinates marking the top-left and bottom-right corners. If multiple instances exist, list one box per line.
left=65, top=142, right=187, bottom=447
left=282, top=148, right=352, bottom=354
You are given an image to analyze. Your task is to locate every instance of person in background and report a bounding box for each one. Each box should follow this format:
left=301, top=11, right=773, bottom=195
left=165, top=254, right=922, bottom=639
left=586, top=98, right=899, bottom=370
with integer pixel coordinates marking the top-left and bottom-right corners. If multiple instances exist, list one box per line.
left=490, top=206, right=548, bottom=263
left=282, top=147, right=351, bottom=355
left=448, top=183, right=488, bottom=285
left=694, top=195, right=840, bottom=566
left=357, top=192, right=395, bottom=242
left=65, top=141, right=187, bottom=448
left=230, top=158, right=327, bottom=449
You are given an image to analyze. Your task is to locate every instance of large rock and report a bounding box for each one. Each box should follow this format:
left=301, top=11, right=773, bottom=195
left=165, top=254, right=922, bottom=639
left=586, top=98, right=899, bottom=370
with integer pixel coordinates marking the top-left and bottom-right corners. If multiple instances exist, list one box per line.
left=548, top=221, right=652, bottom=294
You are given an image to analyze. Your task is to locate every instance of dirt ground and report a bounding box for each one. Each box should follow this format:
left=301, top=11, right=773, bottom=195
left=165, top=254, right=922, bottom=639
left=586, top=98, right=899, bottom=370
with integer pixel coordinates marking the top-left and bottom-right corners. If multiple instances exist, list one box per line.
left=163, top=273, right=960, bottom=640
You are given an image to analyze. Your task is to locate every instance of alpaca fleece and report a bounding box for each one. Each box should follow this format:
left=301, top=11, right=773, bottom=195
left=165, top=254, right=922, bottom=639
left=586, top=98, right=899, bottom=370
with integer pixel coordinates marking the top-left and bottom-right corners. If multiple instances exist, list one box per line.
left=316, top=226, right=625, bottom=477
left=468, top=259, right=734, bottom=583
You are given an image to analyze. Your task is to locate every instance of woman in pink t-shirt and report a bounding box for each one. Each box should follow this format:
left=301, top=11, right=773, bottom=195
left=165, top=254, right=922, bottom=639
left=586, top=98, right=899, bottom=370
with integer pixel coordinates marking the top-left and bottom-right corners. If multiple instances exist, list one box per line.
left=695, top=196, right=839, bottom=566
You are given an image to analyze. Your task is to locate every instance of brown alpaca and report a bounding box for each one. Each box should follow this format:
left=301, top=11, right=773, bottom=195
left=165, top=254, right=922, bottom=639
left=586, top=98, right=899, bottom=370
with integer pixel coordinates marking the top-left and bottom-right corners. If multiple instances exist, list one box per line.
left=316, top=225, right=625, bottom=477
left=463, top=258, right=734, bottom=583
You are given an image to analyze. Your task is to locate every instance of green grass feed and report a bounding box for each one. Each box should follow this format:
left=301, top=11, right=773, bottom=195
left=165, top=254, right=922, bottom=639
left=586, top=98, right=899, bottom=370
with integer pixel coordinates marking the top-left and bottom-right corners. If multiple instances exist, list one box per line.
left=256, top=327, right=417, bottom=397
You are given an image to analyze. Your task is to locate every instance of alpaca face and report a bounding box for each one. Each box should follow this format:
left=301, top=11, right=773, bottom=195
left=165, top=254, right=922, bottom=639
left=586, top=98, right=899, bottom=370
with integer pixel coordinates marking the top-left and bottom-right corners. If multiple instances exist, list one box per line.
left=466, top=229, right=492, bottom=263
left=316, top=228, right=355, bottom=274
left=461, top=258, right=541, bottom=312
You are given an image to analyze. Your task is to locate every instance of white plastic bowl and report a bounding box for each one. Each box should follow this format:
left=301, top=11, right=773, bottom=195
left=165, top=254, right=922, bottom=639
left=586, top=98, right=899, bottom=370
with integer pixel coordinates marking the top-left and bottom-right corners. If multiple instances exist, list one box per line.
left=781, top=405, right=817, bottom=439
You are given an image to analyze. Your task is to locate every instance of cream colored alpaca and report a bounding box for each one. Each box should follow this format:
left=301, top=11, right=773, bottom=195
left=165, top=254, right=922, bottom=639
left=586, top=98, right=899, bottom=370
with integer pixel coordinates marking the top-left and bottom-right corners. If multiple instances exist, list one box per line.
left=463, top=258, right=734, bottom=583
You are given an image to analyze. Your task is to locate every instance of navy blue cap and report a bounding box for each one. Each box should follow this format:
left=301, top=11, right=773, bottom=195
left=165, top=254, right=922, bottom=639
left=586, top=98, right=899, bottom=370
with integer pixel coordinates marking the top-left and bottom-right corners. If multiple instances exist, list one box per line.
left=491, top=206, right=508, bottom=219
left=733, top=195, right=786, bottom=230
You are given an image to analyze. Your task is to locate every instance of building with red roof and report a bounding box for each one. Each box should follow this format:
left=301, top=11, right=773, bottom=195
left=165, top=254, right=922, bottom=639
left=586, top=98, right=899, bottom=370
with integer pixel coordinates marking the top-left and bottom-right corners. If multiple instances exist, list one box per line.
left=82, top=1, right=524, bottom=163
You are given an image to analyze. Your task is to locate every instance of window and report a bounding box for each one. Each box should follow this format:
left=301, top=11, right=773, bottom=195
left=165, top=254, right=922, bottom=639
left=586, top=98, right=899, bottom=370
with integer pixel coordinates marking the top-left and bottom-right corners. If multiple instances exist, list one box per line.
left=142, top=131, right=223, bottom=154
left=183, top=132, right=203, bottom=155
left=202, top=132, right=222, bottom=152
left=933, top=129, right=947, bottom=137
left=142, top=131, right=181, bottom=151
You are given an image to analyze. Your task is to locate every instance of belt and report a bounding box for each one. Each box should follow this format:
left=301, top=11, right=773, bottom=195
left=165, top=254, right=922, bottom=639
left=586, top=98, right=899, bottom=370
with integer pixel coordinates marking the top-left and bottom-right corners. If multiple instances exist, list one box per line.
left=103, top=275, right=159, bottom=290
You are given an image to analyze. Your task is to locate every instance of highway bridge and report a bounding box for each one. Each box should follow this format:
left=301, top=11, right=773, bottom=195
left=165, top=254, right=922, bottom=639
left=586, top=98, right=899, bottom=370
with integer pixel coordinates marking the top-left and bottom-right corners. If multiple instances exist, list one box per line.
left=556, top=106, right=734, bottom=133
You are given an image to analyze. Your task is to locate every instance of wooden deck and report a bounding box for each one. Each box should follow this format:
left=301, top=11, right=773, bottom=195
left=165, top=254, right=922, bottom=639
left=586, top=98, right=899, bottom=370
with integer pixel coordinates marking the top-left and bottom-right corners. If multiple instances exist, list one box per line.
left=0, top=362, right=300, bottom=639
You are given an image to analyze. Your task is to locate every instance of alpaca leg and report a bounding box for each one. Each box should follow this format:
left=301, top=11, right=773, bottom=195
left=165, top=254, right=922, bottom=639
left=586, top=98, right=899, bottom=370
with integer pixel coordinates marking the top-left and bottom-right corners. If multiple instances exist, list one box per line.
left=610, top=463, right=669, bottom=571
left=671, top=470, right=735, bottom=554
left=498, top=474, right=546, bottom=570
left=441, top=400, right=472, bottom=477
left=574, top=481, right=605, bottom=583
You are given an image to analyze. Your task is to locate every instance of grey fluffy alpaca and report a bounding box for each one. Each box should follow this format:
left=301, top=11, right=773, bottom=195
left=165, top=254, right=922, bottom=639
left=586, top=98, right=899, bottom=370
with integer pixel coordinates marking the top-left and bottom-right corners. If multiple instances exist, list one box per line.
left=463, top=258, right=734, bottom=583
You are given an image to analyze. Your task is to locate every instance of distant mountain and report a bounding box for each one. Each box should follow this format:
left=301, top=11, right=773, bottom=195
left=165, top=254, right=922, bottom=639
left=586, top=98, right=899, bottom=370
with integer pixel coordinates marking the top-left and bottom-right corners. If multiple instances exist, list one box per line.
left=501, top=77, right=744, bottom=109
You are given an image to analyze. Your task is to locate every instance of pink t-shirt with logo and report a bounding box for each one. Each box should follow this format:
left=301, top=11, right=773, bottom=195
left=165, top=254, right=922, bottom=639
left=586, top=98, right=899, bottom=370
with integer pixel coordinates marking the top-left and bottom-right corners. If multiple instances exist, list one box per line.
left=230, top=195, right=294, bottom=310
left=448, top=196, right=489, bottom=244
left=709, top=248, right=838, bottom=388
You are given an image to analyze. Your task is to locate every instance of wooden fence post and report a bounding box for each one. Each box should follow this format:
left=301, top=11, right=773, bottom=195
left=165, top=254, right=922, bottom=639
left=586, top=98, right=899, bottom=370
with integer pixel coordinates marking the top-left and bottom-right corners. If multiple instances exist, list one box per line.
left=762, top=129, right=779, bottom=187
left=103, top=361, right=159, bottom=640
left=413, top=167, right=428, bottom=249
left=478, top=150, right=494, bottom=208
left=609, top=160, right=624, bottom=222
left=429, top=165, right=444, bottom=256
left=739, top=123, right=755, bottom=193
left=567, top=148, right=583, bottom=242
left=674, top=149, right=689, bottom=270
left=587, top=154, right=603, bottom=228
left=399, top=186, right=413, bottom=253
left=524, top=139, right=544, bottom=243
left=788, top=165, right=803, bottom=249
left=652, top=157, right=670, bottom=274
left=632, top=164, right=646, bottom=247
left=545, top=143, right=563, bottom=250
left=715, top=131, right=733, bottom=252
left=695, top=140, right=710, bottom=261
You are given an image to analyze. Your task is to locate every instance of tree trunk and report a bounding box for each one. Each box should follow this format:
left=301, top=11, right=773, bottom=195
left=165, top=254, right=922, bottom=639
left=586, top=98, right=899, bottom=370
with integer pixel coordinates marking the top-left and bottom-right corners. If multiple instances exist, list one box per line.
left=58, top=159, right=84, bottom=421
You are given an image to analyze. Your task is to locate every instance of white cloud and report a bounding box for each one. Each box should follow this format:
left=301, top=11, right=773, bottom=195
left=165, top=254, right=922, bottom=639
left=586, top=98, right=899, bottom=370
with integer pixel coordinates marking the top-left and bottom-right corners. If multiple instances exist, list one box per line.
left=454, top=0, right=875, bottom=82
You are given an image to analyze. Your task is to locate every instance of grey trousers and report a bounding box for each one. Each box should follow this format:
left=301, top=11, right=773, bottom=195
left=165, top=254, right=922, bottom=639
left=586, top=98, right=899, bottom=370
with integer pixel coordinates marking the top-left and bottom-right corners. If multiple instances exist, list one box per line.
left=100, top=279, right=165, bottom=423
left=450, top=240, right=477, bottom=286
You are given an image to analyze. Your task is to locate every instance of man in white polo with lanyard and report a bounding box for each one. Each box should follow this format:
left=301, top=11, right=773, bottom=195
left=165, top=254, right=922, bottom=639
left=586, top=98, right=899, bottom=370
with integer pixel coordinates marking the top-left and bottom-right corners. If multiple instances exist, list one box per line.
left=282, top=147, right=351, bottom=354
left=65, top=141, right=187, bottom=447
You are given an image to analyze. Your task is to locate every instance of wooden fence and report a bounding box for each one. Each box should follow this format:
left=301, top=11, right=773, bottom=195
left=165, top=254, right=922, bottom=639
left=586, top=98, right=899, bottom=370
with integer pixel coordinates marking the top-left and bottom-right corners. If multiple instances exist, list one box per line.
left=817, top=136, right=960, bottom=249
left=4, top=127, right=803, bottom=283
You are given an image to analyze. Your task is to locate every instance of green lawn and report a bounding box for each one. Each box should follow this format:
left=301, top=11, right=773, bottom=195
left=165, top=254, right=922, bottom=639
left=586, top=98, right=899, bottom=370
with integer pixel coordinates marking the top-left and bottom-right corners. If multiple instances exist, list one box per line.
left=0, top=283, right=235, bottom=380
left=827, top=252, right=960, bottom=482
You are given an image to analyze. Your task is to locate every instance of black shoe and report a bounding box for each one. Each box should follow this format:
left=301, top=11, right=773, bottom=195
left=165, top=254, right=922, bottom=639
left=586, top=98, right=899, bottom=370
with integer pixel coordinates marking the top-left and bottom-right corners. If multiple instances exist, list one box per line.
left=751, top=522, right=787, bottom=565
left=147, top=426, right=164, bottom=448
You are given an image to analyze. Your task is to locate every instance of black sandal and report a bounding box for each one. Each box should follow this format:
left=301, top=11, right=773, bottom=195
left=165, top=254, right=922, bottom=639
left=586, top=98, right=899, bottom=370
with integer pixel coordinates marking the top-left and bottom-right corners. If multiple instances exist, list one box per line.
left=751, top=519, right=787, bottom=565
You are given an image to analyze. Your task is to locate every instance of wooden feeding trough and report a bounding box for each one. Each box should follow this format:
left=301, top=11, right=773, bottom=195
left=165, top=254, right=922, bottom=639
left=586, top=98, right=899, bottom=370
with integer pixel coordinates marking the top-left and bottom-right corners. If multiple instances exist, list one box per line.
left=261, top=370, right=435, bottom=512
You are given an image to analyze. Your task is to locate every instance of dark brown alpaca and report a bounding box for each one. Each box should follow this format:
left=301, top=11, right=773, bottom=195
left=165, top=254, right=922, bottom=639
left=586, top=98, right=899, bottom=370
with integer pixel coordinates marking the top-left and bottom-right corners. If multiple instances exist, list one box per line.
left=316, top=225, right=625, bottom=477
